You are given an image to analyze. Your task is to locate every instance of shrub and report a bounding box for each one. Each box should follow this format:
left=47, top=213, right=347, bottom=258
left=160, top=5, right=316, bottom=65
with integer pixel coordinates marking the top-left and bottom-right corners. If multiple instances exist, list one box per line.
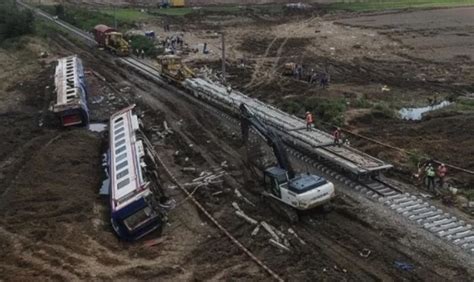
left=0, top=2, right=34, bottom=42
left=279, top=100, right=302, bottom=115
left=372, top=102, right=396, bottom=118
left=128, top=35, right=161, bottom=57
left=305, top=97, right=347, bottom=125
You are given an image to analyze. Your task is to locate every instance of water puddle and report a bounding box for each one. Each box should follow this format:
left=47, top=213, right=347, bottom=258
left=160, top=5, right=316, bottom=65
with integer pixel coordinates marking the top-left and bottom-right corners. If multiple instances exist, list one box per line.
left=399, top=100, right=452, bottom=120
left=89, top=123, right=107, bottom=132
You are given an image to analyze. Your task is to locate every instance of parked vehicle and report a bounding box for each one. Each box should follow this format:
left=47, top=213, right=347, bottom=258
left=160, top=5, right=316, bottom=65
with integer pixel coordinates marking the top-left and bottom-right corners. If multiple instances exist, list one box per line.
left=93, top=24, right=130, bottom=56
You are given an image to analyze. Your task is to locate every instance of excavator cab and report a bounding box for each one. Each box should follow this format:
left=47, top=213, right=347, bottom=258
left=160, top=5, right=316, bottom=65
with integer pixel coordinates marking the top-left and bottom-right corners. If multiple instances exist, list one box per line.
left=263, top=166, right=288, bottom=198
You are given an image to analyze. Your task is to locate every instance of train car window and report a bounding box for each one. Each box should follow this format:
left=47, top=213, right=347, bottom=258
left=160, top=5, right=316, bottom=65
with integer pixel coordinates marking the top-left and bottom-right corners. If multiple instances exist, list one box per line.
left=115, top=145, right=126, bottom=155
left=116, top=153, right=127, bottom=162
left=123, top=207, right=153, bottom=231
left=114, top=117, right=123, bottom=124
left=114, top=121, right=124, bottom=129
left=115, top=132, right=125, bottom=140
left=116, top=160, right=128, bottom=170
left=115, top=127, right=125, bottom=135
left=116, top=169, right=129, bottom=180
left=117, top=178, right=130, bottom=189
left=115, top=139, right=126, bottom=147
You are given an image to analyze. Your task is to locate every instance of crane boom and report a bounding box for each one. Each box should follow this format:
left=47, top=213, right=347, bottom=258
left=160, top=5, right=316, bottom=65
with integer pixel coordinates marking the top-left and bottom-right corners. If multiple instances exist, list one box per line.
left=239, top=103, right=295, bottom=179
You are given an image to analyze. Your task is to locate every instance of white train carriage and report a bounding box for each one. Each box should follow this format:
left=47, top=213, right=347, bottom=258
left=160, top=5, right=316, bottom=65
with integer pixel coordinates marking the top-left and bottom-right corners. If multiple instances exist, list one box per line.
left=107, top=105, right=164, bottom=240
left=53, top=55, right=89, bottom=127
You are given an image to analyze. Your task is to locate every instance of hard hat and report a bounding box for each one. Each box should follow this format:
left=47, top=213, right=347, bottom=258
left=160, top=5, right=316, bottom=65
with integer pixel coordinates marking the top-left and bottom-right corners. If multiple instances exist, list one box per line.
left=306, top=111, right=310, bottom=114
left=441, top=163, right=445, bottom=166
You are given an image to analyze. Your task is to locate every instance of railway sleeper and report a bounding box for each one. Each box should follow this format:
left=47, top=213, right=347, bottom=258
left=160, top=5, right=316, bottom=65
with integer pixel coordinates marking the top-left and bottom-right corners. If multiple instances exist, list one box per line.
left=431, top=222, right=463, bottom=233
left=419, top=212, right=448, bottom=224
left=396, top=202, right=427, bottom=213
left=448, top=230, right=474, bottom=241
left=409, top=209, right=442, bottom=221
left=438, top=225, right=471, bottom=237
left=453, top=235, right=474, bottom=245
left=424, top=217, right=458, bottom=229
left=403, top=206, right=431, bottom=216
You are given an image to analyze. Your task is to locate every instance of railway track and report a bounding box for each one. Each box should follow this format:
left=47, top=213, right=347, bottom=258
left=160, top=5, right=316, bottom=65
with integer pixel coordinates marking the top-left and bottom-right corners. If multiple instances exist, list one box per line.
left=21, top=0, right=474, bottom=257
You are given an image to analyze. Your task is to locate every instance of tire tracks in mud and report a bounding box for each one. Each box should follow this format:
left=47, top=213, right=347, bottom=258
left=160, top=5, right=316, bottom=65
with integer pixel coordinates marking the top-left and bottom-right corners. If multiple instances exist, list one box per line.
left=245, top=36, right=289, bottom=91
left=0, top=132, right=59, bottom=201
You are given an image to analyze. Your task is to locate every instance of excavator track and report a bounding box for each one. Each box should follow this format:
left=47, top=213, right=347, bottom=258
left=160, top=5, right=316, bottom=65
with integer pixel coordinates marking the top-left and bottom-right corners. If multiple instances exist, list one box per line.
left=262, top=192, right=299, bottom=223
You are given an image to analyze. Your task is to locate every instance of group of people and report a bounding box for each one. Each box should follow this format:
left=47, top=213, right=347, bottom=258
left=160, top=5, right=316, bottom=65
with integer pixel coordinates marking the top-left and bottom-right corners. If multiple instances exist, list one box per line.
left=293, top=64, right=330, bottom=88
left=306, top=111, right=449, bottom=195
left=419, top=162, right=448, bottom=192
left=304, top=111, right=343, bottom=146
left=163, top=34, right=184, bottom=54
left=134, top=49, right=145, bottom=59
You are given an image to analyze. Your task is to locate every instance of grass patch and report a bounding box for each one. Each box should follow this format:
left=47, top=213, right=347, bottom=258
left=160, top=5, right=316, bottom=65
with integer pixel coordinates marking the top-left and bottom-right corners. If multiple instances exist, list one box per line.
left=149, top=4, right=284, bottom=17
left=100, top=8, right=153, bottom=22
left=372, top=102, right=397, bottom=118
left=305, top=97, right=347, bottom=125
left=150, top=7, right=194, bottom=16
left=352, top=97, right=372, bottom=108
left=149, top=6, right=242, bottom=16
left=128, top=35, right=162, bottom=57
left=455, top=97, right=474, bottom=112
left=327, top=0, right=474, bottom=12
left=40, top=5, right=137, bottom=31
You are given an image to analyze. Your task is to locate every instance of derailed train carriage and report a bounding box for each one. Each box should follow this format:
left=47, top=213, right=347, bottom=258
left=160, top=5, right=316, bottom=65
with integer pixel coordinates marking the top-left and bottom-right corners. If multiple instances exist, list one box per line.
left=105, top=105, right=167, bottom=240
left=53, top=55, right=90, bottom=127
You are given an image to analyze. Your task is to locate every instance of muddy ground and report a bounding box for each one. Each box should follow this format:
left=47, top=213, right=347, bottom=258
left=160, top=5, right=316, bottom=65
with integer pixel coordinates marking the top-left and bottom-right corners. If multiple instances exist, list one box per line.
left=1, top=4, right=474, bottom=281
left=158, top=6, right=474, bottom=189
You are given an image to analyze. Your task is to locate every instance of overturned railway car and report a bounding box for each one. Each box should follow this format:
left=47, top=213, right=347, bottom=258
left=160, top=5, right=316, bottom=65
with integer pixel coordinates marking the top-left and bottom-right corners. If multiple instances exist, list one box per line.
left=53, top=55, right=90, bottom=127
left=106, top=105, right=165, bottom=240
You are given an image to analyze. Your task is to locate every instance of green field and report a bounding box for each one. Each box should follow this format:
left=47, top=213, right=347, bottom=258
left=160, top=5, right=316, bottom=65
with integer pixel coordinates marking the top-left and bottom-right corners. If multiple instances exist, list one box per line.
left=101, top=8, right=153, bottom=21
left=149, top=6, right=243, bottom=16
left=328, top=0, right=474, bottom=11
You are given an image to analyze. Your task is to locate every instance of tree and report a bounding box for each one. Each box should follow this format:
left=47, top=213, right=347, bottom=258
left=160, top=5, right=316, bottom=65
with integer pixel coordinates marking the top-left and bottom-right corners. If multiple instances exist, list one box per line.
left=55, top=4, right=64, bottom=18
left=0, top=2, right=34, bottom=41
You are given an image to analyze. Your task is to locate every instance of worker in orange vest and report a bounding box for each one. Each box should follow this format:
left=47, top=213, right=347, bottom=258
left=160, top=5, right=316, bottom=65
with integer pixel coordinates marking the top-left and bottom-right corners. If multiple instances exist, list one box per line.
left=437, top=163, right=447, bottom=188
left=305, top=111, right=313, bottom=131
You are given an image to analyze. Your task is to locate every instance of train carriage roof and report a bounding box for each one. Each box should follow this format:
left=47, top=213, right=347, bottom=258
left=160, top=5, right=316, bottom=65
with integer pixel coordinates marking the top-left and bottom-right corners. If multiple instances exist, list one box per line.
left=109, top=105, right=147, bottom=210
left=94, top=24, right=116, bottom=33
left=53, top=55, right=86, bottom=111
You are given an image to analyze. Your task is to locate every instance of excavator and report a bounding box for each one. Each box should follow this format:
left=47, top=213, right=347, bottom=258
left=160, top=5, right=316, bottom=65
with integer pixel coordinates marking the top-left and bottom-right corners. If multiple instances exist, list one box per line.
left=240, top=103, right=335, bottom=222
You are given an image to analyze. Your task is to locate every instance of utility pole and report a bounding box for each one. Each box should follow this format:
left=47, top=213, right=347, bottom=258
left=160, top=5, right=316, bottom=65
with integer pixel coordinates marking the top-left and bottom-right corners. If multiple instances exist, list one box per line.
left=221, top=32, right=226, bottom=83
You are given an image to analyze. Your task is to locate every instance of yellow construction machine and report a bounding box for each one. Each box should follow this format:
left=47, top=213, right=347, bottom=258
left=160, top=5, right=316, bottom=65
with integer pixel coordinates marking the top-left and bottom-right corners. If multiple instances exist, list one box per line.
left=282, top=62, right=296, bottom=76
left=93, top=25, right=130, bottom=56
left=156, top=55, right=195, bottom=83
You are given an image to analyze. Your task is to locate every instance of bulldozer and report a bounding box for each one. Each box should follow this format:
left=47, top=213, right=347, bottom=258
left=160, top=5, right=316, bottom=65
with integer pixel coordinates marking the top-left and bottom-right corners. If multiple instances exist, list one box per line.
left=156, top=55, right=195, bottom=83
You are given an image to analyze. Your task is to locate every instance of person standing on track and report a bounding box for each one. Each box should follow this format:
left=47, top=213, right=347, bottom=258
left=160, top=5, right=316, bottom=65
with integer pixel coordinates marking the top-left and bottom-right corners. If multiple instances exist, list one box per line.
left=425, top=164, right=436, bottom=192
left=305, top=111, right=313, bottom=131
left=333, top=127, right=341, bottom=146
left=437, top=163, right=447, bottom=188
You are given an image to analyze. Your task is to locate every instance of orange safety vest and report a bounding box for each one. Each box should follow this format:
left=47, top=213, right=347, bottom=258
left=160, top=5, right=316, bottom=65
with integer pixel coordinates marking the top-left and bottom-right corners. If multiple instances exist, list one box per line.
left=306, top=113, right=313, bottom=124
